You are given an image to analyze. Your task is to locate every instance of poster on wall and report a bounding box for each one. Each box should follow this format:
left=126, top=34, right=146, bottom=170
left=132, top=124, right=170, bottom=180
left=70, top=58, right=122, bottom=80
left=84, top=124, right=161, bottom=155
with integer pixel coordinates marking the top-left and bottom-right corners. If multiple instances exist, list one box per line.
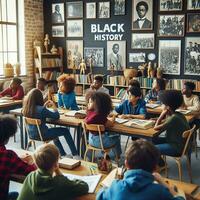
left=187, top=14, right=200, bottom=33
left=158, top=40, right=181, bottom=75
left=107, top=41, right=126, bottom=71
left=114, top=0, right=126, bottom=15
left=52, top=26, right=65, bottom=37
left=86, top=2, right=96, bottom=19
left=187, top=0, right=200, bottom=10
left=66, top=1, right=83, bottom=18
left=132, top=0, right=153, bottom=30
left=66, top=20, right=83, bottom=37
left=184, top=37, right=200, bottom=75
left=66, top=40, right=83, bottom=69
left=159, top=0, right=183, bottom=11
left=131, top=33, right=154, bottom=49
left=99, top=2, right=110, bottom=18
left=52, top=3, right=64, bottom=24
left=129, top=53, right=146, bottom=63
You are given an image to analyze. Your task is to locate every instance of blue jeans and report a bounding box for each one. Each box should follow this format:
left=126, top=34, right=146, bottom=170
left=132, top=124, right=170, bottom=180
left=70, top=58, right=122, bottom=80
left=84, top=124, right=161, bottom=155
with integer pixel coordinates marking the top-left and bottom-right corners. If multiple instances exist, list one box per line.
left=89, top=132, right=122, bottom=158
left=8, top=192, right=18, bottom=200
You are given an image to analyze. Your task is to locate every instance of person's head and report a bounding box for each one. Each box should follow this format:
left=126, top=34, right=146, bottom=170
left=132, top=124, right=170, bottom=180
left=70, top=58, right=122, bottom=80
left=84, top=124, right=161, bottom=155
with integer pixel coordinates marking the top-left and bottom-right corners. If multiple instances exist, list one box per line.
left=112, top=44, right=119, bottom=54
left=55, top=4, right=60, bottom=12
left=22, top=88, right=44, bottom=117
left=128, top=79, right=140, bottom=90
left=36, top=78, right=47, bottom=91
left=0, top=114, right=18, bottom=145
left=92, top=75, right=104, bottom=90
left=59, top=77, right=76, bottom=94
left=34, top=144, right=60, bottom=173
left=88, top=92, right=112, bottom=116
left=153, top=78, right=166, bottom=92
left=158, top=90, right=183, bottom=112
left=182, top=82, right=195, bottom=97
left=125, top=139, right=160, bottom=173
left=136, top=1, right=148, bottom=19
left=68, top=4, right=74, bottom=15
left=128, top=86, right=142, bottom=105
left=10, top=77, right=22, bottom=90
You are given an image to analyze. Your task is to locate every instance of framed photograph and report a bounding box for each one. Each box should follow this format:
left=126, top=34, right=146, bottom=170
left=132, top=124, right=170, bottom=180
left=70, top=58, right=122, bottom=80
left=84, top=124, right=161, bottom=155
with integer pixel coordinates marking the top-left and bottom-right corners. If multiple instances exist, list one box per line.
left=158, top=15, right=185, bottom=37
left=187, top=13, right=200, bottom=33
left=66, top=40, right=83, bottom=69
left=66, top=20, right=83, bottom=37
left=84, top=48, right=104, bottom=67
left=184, top=37, right=200, bottom=75
left=158, top=40, right=181, bottom=75
left=131, top=33, right=154, bottom=49
left=107, top=41, right=126, bottom=71
left=99, top=2, right=110, bottom=18
left=132, top=0, right=153, bottom=30
left=114, top=0, right=126, bottom=15
left=52, top=26, right=65, bottom=37
left=52, top=3, right=64, bottom=23
left=86, top=3, right=96, bottom=19
left=187, top=0, right=200, bottom=10
left=159, top=0, right=183, bottom=11
left=66, top=1, right=83, bottom=18
left=129, top=53, right=146, bottom=63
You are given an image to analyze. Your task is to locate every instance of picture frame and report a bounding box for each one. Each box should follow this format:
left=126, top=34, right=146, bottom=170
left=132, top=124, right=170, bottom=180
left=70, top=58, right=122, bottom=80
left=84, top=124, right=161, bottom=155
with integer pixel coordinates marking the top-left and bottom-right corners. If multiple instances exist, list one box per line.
left=52, top=3, right=64, bottom=24
left=114, top=0, right=126, bottom=15
left=187, top=13, right=200, bottom=33
left=132, top=0, right=153, bottom=30
left=66, top=20, right=83, bottom=37
left=131, top=33, right=154, bottom=49
left=84, top=48, right=104, bottom=67
left=66, top=40, right=83, bottom=69
left=187, top=0, right=200, bottom=10
left=184, top=37, right=200, bottom=75
left=158, top=40, right=181, bottom=75
left=66, top=1, right=83, bottom=18
left=99, top=2, right=110, bottom=18
left=158, top=15, right=185, bottom=37
left=52, top=26, right=65, bottom=37
left=86, top=2, right=96, bottom=19
left=129, top=53, right=146, bottom=63
left=159, top=0, right=183, bottom=11
left=107, top=41, right=126, bottom=71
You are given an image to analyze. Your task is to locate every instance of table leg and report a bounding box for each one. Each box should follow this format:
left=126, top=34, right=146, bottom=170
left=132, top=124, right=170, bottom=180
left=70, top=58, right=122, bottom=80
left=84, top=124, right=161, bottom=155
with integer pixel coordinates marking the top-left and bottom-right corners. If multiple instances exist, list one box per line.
left=76, top=125, right=82, bottom=156
left=19, top=116, right=24, bottom=149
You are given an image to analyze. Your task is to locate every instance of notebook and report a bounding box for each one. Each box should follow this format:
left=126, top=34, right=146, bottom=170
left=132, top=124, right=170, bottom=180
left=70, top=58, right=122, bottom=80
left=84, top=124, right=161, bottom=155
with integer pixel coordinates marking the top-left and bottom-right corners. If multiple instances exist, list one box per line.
left=146, top=103, right=160, bottom=109
left=176, top=109, right=191, bottom=115
left=64, top=110, right=86, bottom=117
left=59, top=158, right=81, bottom=170
left=115, top=118, right=129, bottom=124
left=123, top=119, right=155, bottom=129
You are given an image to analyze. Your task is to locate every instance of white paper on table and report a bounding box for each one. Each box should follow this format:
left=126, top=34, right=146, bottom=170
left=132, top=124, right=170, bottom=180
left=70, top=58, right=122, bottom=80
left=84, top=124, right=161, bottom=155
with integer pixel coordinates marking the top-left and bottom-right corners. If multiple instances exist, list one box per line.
left=115, top=118, right=129, bottom=124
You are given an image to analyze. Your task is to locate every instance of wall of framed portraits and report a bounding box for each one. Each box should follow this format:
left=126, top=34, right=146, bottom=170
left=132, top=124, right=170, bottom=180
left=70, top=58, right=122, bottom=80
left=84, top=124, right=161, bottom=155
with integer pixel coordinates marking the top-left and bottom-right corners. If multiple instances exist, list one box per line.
left=44, top=0, right=200, bottom=80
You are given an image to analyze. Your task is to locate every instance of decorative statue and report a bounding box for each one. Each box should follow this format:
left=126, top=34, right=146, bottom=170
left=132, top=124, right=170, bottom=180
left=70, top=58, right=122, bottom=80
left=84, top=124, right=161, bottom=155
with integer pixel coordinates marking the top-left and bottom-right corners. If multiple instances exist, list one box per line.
left=89, top=57, right=93, bottom=74
left=72, top=57, right=76, bottom=75
left=110, top=63, right=115, bottom=76
left=156, top=67, right=163, bottom=79
left=147, top=62, right=153, bottom=78
left=44, top=34, right=50, bottom=53
left=79, top=59, right=86, bottom=75
left=50, top=45, right=58, bottom=55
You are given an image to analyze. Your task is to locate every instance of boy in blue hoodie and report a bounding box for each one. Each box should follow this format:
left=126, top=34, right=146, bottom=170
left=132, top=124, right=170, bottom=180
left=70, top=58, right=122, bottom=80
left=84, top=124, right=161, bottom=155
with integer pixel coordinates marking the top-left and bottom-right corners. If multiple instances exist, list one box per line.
left=97, top=139, right=185, bottom=200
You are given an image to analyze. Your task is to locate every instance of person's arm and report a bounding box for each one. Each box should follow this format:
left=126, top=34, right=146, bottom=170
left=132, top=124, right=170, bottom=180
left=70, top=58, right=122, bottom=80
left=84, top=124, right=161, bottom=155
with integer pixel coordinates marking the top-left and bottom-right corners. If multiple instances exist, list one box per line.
left=70, top=94, right=79, bottom=110
left=154, top=109, right=168, bottom=130
left=43, top=100, right=60, bottom=119
left=115, top=103, right=124, bottom=115
left=186, top=96, right=200, bottom=111
left=12, top=86, right=24, bottom=100
left=57, top=92, right=64, bottom=108
left=105, top=116, right=115, bottom=128
left=0, top=87, right=11, bottom=97
left=144, top=90, right=152, bottom=102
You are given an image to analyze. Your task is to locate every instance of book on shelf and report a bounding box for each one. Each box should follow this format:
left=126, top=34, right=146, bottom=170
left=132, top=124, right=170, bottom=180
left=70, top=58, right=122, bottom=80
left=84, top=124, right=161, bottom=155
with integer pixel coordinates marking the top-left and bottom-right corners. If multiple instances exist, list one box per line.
left=59, top=158, right=81, bottom=169
left=123, top=119, right=155, bottom=129
left=41, top=71, right=61, bottom=81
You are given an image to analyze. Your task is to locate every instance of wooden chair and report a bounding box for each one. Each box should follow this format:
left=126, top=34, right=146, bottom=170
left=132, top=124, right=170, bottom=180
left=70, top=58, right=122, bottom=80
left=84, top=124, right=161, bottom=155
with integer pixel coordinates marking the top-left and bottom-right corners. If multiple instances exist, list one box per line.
left=81, top=121, right=118, bottom=163
left=163, top=125, right=196, bottom=183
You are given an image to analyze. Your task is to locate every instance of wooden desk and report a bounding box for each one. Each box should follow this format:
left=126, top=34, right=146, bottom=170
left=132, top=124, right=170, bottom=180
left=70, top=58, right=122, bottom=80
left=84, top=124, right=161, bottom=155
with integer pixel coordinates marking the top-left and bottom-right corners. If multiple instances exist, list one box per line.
left=0, top=99, right=22, bottom=112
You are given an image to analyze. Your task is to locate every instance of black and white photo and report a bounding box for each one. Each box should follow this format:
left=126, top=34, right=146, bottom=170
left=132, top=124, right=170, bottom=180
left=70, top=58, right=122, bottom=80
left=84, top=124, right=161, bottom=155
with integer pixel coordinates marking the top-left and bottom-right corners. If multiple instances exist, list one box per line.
left=107, top=41, right=126, bottom=71
left=132, top=0, right=153, bottom=30
left=159, top=0, right=183, bottom=11
left=66, top=1, right=83, bottom=18
left=187, top=13, right=200, bottom=32
left=84, top=48, right=104, bottom=67
left=99, top=2, right=110, bottom=18
left=187, top=0, right=200, bottom=10
left=158, top=40, right=181, bottom=75
left=184, top=37, right=200, bottom=75
left=158, top=15, right=185, bottom=37
left=131, top=33, right=154, bottom=49
left=67, top=20, right=83, bottom=37
left=114, top=0, right=126, bottom=15
left=52, top=3, right=64, bottom=23
left=129, top=53, right=146, bottom=63
left=52, top=26, right=65, bottom=37
left=86, top=3, right=96, bottom=19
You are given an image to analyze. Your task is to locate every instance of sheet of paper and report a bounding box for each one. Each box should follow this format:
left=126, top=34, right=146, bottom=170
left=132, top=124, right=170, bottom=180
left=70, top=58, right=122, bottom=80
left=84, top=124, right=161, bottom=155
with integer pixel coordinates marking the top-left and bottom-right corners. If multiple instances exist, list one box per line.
left=146, top=103, right=160, bottom=109
left=176, top=109, right=191, bottom=115
left=115, top=118, right=128, bottom=124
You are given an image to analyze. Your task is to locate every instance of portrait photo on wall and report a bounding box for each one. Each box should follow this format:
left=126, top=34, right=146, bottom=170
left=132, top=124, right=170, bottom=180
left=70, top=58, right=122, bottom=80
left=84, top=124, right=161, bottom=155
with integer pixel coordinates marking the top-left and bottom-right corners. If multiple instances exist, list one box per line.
left=187, top=0, right=200, bottom=10
left=159, top=0, right=183, bottom=11
left=184, top=37, right=200, bottom=75
left=52, top=3, right=64, bottom=24
left=158, top=15, right=185, bottom=37
left=66, top=20, right=83, bottom=37
left=114, top=0, right=126, bottom=15
left=131, top=33, right=154, bottom=49
left=187, top=13, right=200, bottom=32
left=66, top=40, right=83, bottom=69
left=158, top=40, right=181, bottom=75
left=99, top=2, right=110, bottom=18
left=66, top=1, right=83, bottom=18
left=107, top=41, right=126, bottom=71
left=129, top=53, right=146, bottom=63
left=86, top=2, right=96, bottom=19
left=132, top=0, right=153, bottom=30
left=52, top=26, right=65, bottom=37
left=84, top=48, right=104, bottom=67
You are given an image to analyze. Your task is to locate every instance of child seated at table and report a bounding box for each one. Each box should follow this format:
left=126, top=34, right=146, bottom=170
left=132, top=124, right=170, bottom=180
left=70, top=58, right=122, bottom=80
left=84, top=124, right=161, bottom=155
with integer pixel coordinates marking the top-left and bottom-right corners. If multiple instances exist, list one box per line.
left=115, top=86, right=146, bottom=119
left=0, top=114, right=36, bottom=200
left=0, top=77, right=24, bottom=100
left=17, top=143, right=89, bottom=200
left=97, top=139, right=185, bottom=200
left=36, top=78, right=48, bottom=101
left=57, top=76, right=79, bottom=110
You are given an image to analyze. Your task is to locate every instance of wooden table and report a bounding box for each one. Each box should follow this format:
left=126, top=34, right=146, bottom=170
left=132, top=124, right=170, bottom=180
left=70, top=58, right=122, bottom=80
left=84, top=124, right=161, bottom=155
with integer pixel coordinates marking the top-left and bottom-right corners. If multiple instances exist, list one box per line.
left=0, top=99, right=22, bottom=111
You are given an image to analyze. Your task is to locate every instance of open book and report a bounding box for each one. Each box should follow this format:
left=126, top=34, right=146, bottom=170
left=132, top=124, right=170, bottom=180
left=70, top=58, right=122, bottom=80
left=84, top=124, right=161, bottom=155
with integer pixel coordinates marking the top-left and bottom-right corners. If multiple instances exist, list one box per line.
left=115, top=118, right=129, bottom=124
left=176, top=109, right=191, bottom=115
left=59, top=158, right=81, bottom=170
left=123, top=119, right=155, bottom=129
left=146, top=103, right=160, bottom=109
left=63, top=173, right=102, bottom=193
left=64, top=110, right=86, bottom=117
